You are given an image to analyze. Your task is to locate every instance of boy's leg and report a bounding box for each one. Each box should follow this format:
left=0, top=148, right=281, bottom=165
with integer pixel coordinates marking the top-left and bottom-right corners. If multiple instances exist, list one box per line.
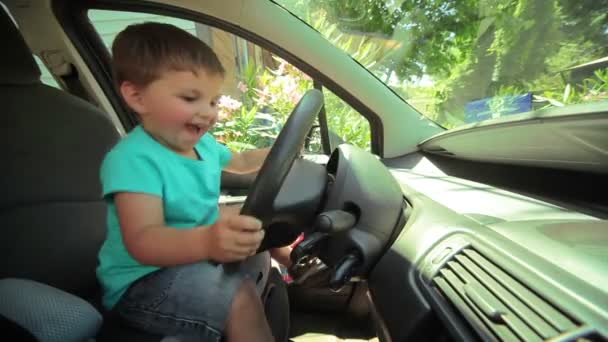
left=114, top=253, right=274, bottom=341
left=225, top=279, right=274, bottom=342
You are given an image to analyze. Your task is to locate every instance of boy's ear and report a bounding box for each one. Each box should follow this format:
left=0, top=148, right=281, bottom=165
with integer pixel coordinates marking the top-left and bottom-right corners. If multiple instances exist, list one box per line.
left=119, top=81, right=147, bottom=114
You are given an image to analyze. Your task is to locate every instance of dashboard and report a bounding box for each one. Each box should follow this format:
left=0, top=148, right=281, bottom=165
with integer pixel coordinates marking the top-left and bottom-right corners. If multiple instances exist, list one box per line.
left=368, top=155, right=608, bottom=341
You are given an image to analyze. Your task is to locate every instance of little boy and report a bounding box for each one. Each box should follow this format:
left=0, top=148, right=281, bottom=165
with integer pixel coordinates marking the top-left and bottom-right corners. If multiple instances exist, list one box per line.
left=97, top=22, right=289, bottom=341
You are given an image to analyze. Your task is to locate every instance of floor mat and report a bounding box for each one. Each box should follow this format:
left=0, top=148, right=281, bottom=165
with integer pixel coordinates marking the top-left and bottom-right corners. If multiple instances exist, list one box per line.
left=289, top=312, right=378, bottom=342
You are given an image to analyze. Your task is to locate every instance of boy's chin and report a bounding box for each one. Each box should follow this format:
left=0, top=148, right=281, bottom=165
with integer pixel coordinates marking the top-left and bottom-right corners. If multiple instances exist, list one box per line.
left=179, top=132, right=206, bottom=148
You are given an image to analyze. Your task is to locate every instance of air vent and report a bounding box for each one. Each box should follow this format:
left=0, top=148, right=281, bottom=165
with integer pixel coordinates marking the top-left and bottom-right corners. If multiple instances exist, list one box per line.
left=432, top=248, right=585, bottom=341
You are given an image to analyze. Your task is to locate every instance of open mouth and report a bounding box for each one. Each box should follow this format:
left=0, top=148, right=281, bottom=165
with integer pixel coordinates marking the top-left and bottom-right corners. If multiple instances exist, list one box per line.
left=185, top=123, right=203, bottom=135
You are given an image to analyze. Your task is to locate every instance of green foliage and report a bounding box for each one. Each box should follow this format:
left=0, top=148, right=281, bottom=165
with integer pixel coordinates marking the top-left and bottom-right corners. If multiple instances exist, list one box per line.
left=324, top=90, right=371, bottom=149
left=278, top=0, right=608, bottom=129
left=214, top=105, right=279, bottom=152
left=471, top=67, right=608, bottom=117
left=212, top=0, right=608, bottom=157
left=310, top=11, right=384, bottom=70
left=279, top=0, right=481, bottom=80
left=535, top=68, right=608, bottom=107
left=213, top=54, right=371, bottom=152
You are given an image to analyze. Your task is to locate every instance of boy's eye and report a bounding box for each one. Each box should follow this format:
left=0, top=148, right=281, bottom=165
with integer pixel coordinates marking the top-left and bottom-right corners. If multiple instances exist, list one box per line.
left=180, top=95, right=197, bottom=102
left=210, top=100, right=217, bottom=107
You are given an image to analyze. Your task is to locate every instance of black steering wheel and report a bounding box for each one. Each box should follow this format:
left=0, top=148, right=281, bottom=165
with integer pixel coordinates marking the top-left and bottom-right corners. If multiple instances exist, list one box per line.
left=241, top=89, right=323, bottom=251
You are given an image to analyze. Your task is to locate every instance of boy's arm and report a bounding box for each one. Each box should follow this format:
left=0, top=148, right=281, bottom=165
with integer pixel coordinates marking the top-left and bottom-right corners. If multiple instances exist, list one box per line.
left=115, top=192, right=264, bottom=266
left=224, top=147, right=270, bottom=174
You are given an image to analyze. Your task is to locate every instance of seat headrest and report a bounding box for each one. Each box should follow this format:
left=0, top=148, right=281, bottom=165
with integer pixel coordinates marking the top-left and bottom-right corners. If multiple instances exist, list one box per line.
left=0, top=5, right=40, bottom=85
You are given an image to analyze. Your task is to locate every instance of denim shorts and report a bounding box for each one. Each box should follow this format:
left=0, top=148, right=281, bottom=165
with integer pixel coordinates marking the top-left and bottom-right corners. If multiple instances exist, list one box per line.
left=114, top=253, right=270, bottom=342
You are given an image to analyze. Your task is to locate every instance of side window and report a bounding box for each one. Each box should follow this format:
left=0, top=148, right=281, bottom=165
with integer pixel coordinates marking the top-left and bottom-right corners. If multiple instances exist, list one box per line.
left=88, top=10, right=371, bottom=152
left=34, top=56, right=61, bottom=88
left=323, top=89, right=371, bottom=151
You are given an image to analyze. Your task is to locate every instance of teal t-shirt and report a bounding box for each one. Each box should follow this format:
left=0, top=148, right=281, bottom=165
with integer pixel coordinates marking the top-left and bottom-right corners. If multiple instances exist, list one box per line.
left=97, top=125, right=232, bottom=309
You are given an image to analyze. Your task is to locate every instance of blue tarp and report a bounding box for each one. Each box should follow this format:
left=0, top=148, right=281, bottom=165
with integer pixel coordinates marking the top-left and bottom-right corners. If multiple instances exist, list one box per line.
left=464, top=93, right=532, bottom=123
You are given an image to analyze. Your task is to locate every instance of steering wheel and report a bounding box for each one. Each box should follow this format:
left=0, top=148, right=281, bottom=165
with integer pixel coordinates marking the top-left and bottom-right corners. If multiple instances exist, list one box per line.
left=241, top=89, right=323, bottom=251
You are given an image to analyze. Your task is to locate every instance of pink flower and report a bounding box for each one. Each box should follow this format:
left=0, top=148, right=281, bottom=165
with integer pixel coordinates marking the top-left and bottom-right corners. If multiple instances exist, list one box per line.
left=217, top=95, right=242, bottom=121
left=237, top=81, right=249, bottom=93
left=218, top=95, right=242, bottom=111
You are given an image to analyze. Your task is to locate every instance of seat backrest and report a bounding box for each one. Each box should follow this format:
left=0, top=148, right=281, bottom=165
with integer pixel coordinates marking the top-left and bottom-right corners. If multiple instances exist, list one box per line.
left=0, top=7, right=120, bottom=300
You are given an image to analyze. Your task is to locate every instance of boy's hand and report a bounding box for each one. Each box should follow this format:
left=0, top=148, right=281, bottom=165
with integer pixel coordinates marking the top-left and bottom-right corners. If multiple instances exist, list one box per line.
left=218, top=204, right=241, bottom=217
left=204, top=214, right=264, bottom=263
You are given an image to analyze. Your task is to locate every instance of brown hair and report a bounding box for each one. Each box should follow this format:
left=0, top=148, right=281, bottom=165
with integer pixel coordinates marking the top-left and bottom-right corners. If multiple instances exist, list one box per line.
left=111, top=22, right=225, bottom=87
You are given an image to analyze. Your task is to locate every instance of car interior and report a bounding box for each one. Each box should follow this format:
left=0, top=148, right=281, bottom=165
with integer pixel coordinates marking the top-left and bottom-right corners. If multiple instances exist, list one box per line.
left=1, top=1, right=607, bottom=342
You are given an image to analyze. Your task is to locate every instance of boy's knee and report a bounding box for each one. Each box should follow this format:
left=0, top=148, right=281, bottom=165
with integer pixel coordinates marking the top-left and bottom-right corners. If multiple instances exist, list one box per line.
left=227, top=279, right=264, bottom=322
left=226, top=279, right=273, bottom=341
left=232, top=279, right=260, bottom=311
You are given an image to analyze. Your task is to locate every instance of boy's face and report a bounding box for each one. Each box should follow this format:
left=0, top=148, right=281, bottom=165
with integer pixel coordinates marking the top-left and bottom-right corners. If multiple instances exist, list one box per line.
left=121, top=68, right=224, bottom=155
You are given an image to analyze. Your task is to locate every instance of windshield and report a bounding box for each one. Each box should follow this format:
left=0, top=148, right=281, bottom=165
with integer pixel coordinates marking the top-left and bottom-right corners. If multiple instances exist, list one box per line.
left=275, top=0, right=608, bottom=129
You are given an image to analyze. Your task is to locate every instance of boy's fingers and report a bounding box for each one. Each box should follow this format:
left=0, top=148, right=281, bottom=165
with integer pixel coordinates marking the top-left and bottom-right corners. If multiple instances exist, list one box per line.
left=227, top=215, right=262, bottom=231
left=217, top=238, right=251, bottom=259
left=229, top=248, right=252, bottom=260
left=234, top=230, right=265, bottom=248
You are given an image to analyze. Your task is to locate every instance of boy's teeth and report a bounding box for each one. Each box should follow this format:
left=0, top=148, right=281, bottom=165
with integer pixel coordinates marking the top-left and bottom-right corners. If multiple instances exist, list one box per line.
left=187, top=124, right=201, bottom=134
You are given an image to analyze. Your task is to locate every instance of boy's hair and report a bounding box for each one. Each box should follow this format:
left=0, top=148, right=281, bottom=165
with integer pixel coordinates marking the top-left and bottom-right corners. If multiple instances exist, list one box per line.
left=112, top=22, right=225, bottom=87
